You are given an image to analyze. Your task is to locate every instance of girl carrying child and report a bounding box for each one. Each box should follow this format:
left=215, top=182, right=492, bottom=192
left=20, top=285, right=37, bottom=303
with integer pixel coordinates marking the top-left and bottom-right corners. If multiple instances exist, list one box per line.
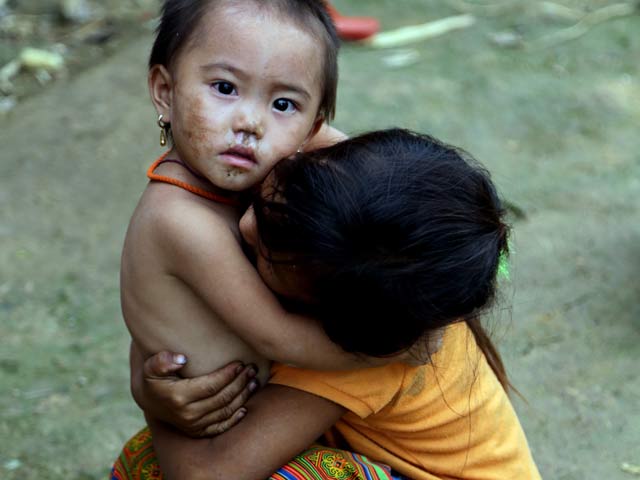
left=117, top=128, right=541, bottom=479
left=115, top=0, right=540, bottom=477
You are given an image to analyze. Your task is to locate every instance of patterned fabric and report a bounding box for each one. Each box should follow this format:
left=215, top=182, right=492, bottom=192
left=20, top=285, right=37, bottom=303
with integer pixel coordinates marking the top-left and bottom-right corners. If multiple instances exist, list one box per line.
left=111, top=428, right=161, bottom=480
left=270, top=445, right=394, bottom=479
left=111, top=428, right=398, bottom=480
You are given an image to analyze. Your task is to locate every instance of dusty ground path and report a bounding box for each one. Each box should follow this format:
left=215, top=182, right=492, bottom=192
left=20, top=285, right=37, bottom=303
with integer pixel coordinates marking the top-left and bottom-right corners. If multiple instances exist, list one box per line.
left=1, top=35, right=159, bottom=478
left=1, top=3, right=639, bottom=478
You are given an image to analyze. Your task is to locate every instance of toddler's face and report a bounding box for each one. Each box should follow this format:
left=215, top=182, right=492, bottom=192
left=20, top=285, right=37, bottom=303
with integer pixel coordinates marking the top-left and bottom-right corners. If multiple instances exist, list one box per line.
left=164, top=2, right=324, bottom=191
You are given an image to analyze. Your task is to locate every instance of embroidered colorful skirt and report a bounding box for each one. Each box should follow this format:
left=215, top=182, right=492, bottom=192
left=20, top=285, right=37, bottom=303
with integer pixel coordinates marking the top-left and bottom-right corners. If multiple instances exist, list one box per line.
left=111, top=427, right=399, bottom=480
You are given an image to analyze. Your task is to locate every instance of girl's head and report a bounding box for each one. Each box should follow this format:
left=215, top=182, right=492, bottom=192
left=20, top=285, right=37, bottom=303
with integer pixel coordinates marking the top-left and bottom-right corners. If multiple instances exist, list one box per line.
left=241, top=128, right=509, bottom=368
left=148, top=0, right=339, bottom=192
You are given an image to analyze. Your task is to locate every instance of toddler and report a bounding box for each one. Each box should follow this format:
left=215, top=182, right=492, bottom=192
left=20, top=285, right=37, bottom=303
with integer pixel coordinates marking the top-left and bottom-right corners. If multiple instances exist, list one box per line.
left=121, top=0, right=370, bottom=399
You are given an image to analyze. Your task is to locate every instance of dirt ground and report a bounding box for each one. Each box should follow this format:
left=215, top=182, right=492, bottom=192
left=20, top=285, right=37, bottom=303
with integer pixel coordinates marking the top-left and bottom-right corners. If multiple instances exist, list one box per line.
left=1, top=1, right=639, bottom=479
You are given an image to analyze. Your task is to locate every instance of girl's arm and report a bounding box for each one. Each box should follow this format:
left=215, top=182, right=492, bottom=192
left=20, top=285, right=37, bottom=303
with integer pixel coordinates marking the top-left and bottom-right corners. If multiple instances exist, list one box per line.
left=157, top=203, right=382, bottom=370
left=148, top=384, right=346, bottom=480
left=134, top=346, right=423, bottom=439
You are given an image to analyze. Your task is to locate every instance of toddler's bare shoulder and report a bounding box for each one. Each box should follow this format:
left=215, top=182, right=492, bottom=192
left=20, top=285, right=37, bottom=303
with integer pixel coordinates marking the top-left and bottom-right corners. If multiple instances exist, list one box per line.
left=136, top=187, right=238, bottom=252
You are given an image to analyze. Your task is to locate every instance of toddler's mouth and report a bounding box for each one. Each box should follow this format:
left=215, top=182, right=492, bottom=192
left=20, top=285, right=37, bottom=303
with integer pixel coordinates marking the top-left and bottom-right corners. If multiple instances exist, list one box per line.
left=221, top=145, right=257, bottom=169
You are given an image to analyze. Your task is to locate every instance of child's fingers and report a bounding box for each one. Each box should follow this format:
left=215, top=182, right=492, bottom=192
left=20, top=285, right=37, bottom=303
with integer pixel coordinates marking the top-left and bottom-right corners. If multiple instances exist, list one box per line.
left=180, top=400, right=248, bottom=438
left=189, top=371, right=258, bottom=423
left=181, top=362, right=254, bottom=403
left=143, top=351, right=187, bottom=377
left=172, top=370, right=257, bottom=437
left=201, top=407, right=248, bottom=437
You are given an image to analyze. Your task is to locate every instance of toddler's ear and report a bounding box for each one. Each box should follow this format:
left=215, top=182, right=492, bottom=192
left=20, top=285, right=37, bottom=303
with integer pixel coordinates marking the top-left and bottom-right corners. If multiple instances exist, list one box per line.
left=148, top=65, right=173, bottom=122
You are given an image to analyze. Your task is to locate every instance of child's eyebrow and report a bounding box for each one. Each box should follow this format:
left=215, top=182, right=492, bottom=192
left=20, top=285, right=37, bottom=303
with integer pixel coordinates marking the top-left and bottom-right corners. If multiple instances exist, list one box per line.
left=200, top=62, right=244, bottom=77
left=271, top=81, right=311, bottom=101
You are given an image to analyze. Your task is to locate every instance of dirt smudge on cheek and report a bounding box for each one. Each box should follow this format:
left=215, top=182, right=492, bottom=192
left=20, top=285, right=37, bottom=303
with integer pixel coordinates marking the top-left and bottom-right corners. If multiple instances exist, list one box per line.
left=183, top=97, right=208, bottom=142
left=181, top=95, right=220, bottom=158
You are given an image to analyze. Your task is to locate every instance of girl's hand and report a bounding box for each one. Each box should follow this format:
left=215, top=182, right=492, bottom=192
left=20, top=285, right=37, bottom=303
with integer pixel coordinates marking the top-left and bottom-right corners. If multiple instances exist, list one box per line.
left=130, top=342, right=260, bottom=438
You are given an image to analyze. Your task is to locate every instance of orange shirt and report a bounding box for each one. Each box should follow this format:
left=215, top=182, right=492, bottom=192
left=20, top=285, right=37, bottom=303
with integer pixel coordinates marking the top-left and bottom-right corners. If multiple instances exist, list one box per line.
left=270, top=323, right=541, bottom=480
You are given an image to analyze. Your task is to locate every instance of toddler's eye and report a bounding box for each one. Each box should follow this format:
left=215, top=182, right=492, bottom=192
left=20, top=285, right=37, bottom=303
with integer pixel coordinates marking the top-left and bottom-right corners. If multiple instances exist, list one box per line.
left=273, top=98, right=297, bottom=113
left=213, top=81, right=237, bottom=96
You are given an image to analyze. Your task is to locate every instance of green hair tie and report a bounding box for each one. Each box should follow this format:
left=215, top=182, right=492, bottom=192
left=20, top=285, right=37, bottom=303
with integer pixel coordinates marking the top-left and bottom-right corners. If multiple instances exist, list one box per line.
left=496, top=233, right=513, bottom=281
left=497, top=249, right=510, bottom=281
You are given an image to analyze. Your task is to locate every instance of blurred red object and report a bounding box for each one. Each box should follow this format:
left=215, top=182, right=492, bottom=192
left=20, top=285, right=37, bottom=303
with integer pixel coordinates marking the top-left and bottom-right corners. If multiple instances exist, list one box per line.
left=326, top=3, right=380, bottom=41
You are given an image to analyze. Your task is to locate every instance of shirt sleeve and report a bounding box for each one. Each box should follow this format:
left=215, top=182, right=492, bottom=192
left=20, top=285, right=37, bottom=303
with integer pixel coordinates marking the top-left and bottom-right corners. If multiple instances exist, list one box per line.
left=269, top=363, right=406, bottom=418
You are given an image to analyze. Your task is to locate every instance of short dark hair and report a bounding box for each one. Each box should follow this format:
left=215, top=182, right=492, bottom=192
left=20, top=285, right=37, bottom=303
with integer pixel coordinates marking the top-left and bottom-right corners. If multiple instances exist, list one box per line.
left=149, top=0, right=339, bottom=120
left=254, top=128, right=511, bottom=387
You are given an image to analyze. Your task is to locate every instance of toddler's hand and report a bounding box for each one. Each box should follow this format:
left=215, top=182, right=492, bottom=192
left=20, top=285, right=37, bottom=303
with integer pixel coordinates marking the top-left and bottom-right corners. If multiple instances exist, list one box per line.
left=130, top=343, right=259, bottom=438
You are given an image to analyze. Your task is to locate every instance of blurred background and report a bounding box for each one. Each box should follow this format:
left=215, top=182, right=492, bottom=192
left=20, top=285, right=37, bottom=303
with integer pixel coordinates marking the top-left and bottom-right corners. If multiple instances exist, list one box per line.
left=1, top=0, right=638, bottom=478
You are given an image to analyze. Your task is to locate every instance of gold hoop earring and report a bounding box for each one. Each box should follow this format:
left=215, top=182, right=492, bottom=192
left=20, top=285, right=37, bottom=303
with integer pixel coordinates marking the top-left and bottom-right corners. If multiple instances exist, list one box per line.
left=158, top=114, right=168, bottom=147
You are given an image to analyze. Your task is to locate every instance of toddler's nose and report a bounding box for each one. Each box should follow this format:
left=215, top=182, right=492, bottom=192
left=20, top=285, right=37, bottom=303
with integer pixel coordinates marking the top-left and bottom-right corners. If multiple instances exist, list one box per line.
left=232, top=110, right=264, bottom=139
left=235, top=131, right=257, bottom=147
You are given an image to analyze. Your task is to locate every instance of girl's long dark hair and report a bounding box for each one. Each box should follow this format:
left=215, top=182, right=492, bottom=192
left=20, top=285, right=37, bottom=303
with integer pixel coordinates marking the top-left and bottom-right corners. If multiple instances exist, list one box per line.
left=254, top=129, right=512, bottom=391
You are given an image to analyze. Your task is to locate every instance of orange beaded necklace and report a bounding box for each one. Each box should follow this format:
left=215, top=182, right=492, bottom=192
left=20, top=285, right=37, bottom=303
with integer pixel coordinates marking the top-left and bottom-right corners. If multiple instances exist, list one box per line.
left=146, top=152, right=241, bottom=206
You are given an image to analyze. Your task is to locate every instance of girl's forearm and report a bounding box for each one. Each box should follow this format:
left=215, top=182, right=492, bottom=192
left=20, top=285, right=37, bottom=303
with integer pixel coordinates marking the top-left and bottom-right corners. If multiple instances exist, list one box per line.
left=148, top=385, right=345, bottom=480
